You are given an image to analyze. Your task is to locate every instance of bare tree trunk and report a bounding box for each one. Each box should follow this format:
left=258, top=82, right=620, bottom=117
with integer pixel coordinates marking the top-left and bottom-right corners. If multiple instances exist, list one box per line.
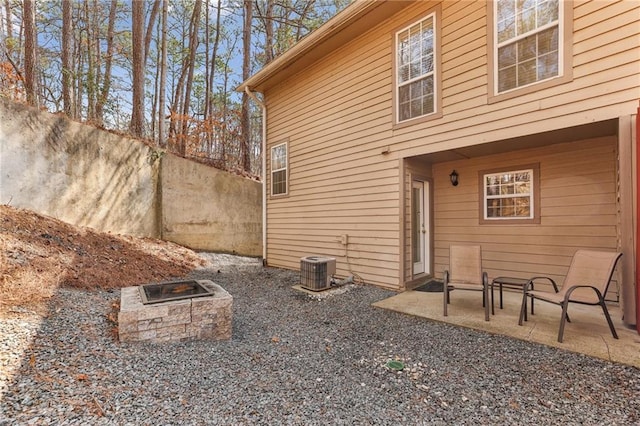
left=84, top=0, right=97, bottom=120
left=241, top=0, right=252, bottom=172
left=144, top=0, right=161, bottom=65
left=168, top=23, right=188, bottom=146
left=205, top=0, right=222, bottom=153
left=158, top=0, right=168, bottom=148
left=95, top=0, right=117, bottom=126
left=61, top=0, right=75, bottom=117
left=151, top=15, right=160, bottom=141
left=130, top=0, right=145, bottom=137
left=221, top=62, right=229, bottom=166
left=263, top=0, right=275, bottom=63
left=3, top=0, right=11, bottom=40
left=23, top=0, right=38, bottom=106
left=203, top=3, right=211, bottom=152
left=146, top=0, right=160, bottom=142
left=75, top=26, right=84, bottom=119
left=179, top=0, right=202, bottom=152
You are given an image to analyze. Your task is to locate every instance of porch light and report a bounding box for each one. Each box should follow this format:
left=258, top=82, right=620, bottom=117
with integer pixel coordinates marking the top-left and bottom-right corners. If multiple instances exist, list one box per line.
left=449, top=170, right=459, bottom=186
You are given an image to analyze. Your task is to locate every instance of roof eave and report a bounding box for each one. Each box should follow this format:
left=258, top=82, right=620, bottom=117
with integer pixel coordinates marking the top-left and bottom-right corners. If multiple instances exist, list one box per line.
left=238, top=0, right=411, bottom=93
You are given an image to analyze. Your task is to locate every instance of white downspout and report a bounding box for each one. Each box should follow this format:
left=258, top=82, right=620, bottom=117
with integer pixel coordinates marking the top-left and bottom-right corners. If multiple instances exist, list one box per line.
left=244, top=87, right=267, bottom=265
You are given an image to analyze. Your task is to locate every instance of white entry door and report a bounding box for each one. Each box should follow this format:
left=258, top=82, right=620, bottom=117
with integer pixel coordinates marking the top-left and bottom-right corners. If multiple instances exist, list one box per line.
left=412, top=180, right=430, bottom=276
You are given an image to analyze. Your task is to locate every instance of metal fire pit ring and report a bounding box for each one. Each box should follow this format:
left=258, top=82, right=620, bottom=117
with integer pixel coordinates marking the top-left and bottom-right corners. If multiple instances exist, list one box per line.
left=138, top=280, right=215, bottom=305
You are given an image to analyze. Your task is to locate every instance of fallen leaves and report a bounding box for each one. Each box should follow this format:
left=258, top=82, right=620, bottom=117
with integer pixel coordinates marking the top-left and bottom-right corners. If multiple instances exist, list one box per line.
left=1, top=205, right=208, bottom=314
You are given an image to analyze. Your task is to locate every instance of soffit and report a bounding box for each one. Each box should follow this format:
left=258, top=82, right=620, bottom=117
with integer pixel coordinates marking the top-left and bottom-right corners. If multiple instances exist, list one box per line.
left=416, top=119, right=619, bottom=164
left=238, top=0, right=413, bottom=93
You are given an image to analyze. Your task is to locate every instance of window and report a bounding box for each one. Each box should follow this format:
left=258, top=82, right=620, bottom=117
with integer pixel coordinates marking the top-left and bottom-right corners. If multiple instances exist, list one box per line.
left=480, top=164, right=540, bottom=224
left=271, top=142, right=287, bottom=196
left=396, top=12, right=437, bottom=123
left=491, top=0, right=571, bottom=97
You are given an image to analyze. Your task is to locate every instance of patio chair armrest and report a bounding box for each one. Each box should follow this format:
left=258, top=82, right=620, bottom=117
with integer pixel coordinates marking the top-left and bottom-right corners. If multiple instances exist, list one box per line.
left=563, top=285, right=604, bottom=303
left=482, top=272, right=489, bottom=286
left=530, top=276, right=559, bottom=293
left=443, top=270, right=450, bottom=285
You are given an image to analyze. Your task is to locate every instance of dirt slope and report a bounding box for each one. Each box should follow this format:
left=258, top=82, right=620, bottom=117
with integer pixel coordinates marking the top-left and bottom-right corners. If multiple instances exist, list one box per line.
left=0, top=205, right=208, bottom=313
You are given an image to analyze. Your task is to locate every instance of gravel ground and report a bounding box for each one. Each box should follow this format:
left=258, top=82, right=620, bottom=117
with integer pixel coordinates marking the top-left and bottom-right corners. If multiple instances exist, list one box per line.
left=1, top=254, right=639, bottom=425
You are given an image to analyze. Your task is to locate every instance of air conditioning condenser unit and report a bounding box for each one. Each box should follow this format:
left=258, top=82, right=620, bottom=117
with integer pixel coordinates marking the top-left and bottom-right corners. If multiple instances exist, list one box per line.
left=300, top=256, right=336, bottom=291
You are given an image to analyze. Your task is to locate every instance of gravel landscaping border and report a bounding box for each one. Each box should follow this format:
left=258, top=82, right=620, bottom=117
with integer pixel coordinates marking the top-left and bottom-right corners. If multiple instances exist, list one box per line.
left=1, top=254, right=639, bottom=425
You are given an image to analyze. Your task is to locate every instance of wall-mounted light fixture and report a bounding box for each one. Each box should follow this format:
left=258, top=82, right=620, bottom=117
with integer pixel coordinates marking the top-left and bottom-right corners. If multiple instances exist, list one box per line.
left=449, top=170, right=459, bottom=186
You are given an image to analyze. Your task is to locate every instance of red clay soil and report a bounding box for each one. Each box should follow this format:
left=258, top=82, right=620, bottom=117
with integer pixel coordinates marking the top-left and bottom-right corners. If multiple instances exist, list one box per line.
left=0, top=205, right=207, bottom=313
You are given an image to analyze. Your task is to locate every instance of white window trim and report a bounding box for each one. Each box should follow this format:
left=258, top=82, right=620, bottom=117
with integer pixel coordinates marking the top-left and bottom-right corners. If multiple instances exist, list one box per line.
left=270, top=141, right=288, bottom=197
left=483, top=168, right=534, bottom=221
left=394, top=11, right=438, bottom=124
left=492, top=0, right=564, bottom=95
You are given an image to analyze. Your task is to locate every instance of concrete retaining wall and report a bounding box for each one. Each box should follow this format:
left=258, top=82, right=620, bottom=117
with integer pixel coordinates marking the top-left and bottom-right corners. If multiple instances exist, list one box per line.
left=0, top=100, right=160, bottom=236
left=0, top=100, right=262, bottom=257
left=161, top=155, right=262, bottom=255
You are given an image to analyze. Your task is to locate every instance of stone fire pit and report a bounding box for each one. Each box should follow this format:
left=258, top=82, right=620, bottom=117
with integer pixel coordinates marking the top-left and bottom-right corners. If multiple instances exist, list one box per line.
left=118, top=279, right=232, bottom=343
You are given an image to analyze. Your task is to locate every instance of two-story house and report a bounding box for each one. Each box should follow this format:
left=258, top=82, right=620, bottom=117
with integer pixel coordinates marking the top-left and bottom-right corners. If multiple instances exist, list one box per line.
left=238, top=1, right=640, bottom=328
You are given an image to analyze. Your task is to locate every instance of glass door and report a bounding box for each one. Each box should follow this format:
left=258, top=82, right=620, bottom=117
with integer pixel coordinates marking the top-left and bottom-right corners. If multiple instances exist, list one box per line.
left=412, top=180, right=430, bottom=276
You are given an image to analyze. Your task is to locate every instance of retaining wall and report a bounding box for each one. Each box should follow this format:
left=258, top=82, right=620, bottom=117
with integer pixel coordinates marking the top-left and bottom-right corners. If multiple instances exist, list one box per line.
left=0, top=100, right=261, bottom=256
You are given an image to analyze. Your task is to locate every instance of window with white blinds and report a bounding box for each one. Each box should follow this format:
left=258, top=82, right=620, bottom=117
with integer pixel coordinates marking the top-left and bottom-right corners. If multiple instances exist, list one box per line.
left=484, top=169, right=534, bottom=220
left=271, top=142, right=288, bottom=196
left=495, top=0, right=561, bottom=93
left=396, top=13, right=437, bottom=123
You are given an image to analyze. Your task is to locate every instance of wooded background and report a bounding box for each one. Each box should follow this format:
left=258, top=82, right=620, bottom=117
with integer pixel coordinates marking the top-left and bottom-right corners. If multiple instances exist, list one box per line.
left=0, top=0, right=350, bottom=177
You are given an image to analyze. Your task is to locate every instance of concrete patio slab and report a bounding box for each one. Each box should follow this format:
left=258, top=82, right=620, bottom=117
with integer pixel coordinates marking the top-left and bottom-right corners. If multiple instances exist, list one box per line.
left=373, top=288, right=640, bottom=368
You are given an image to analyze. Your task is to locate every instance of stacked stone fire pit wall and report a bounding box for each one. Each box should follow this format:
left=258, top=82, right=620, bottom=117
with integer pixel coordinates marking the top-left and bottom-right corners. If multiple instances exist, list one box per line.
left=118, top=280, right=232, bottom=343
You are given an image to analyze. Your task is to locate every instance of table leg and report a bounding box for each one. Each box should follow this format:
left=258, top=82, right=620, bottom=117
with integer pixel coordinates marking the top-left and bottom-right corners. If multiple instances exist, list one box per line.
left=490, top=282, right=495, bottom=315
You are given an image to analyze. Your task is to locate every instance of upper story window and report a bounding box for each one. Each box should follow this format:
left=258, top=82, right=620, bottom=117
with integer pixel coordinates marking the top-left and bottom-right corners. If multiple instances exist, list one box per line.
left=395, top=12, right=437, bottom=123
left=480, top=164, right=540, bottom=224
left=491, top=0, right=571, bottom=99
left=496, top=0, right=560, bottom=92
left=271, top=142, right=288, bottom=196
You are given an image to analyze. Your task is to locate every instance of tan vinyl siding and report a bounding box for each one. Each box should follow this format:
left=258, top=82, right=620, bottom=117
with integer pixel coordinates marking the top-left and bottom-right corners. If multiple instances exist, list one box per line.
left=432, top=137, right=618, bottom=296
left=262, top=5, right=406, bottom=288
left=259, top=0, right=638, bottom=289
left=389, top=1, right=639, bottom=150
